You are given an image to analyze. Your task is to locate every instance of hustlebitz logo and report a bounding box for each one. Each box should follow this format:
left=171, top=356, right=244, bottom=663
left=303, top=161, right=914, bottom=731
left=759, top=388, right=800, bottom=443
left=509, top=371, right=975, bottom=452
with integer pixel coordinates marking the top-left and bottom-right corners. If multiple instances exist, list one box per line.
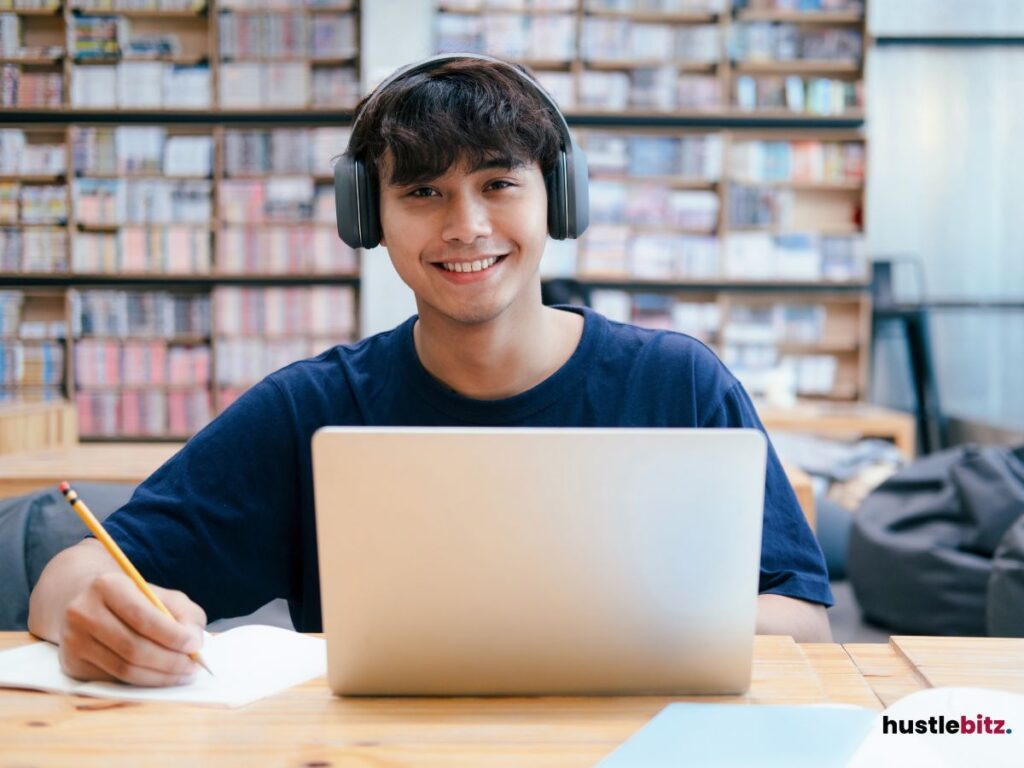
left=883, top=713, right=1013, bottom=735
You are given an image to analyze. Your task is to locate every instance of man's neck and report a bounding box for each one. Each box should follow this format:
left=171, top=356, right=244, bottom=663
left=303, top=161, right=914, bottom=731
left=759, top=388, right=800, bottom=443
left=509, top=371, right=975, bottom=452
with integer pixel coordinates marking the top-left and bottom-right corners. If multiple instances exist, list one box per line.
left=413, top=298, right=584, bottom=401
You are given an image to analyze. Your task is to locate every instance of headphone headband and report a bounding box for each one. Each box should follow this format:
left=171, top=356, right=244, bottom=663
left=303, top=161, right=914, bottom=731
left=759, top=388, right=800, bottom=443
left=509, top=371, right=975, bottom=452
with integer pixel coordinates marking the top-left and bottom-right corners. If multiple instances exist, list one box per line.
left=350, top=52, right=577, bottom=159
left=335, top=52, right=589, bottom=248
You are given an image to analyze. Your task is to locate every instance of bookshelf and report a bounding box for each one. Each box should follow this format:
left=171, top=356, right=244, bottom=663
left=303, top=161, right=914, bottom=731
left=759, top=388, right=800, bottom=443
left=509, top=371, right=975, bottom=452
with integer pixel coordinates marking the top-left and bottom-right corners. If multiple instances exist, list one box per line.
left=0, top=0, right=360, bottom=112
left=437, top=0, right=870, bottom=403
left=0, top=123, right=361, bottom=438
left=0, top=0, right=362, bottom=439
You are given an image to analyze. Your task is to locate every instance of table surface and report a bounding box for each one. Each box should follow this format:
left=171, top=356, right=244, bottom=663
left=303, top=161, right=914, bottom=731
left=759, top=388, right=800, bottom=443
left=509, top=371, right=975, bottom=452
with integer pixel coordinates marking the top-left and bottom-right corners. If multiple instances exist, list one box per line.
left=2, top=633, right=1021, bottom=768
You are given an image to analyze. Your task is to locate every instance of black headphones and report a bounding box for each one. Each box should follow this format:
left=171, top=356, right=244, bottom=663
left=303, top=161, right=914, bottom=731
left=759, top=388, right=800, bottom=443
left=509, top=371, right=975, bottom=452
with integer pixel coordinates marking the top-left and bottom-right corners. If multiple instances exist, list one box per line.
left=334, top=52, right=589, bottom=250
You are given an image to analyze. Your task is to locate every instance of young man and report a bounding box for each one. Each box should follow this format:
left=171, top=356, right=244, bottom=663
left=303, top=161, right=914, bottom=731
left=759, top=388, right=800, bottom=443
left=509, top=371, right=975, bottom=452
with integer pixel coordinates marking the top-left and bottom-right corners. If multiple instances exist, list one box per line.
left=29, top=56, right=832, bottom=688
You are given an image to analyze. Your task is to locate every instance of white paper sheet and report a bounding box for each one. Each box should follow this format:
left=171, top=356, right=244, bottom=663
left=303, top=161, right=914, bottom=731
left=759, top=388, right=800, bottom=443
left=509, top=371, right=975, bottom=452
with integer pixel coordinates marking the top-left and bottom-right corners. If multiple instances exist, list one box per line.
left=0, top=624, right=326, bottom=708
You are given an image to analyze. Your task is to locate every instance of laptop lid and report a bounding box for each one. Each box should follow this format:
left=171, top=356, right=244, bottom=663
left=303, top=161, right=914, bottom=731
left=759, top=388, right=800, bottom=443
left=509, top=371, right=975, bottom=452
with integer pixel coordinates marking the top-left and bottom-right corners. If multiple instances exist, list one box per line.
left=312, top=427, right=766, bottom=696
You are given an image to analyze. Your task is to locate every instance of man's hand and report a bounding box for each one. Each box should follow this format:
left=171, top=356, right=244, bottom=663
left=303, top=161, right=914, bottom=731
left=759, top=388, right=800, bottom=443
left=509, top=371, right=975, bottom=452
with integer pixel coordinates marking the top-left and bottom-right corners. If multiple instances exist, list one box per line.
left=29, top=540, right=208, bottom=687
left=57, top=573, right=208, bottom=687
left=756, top=593, right=832, bottom=642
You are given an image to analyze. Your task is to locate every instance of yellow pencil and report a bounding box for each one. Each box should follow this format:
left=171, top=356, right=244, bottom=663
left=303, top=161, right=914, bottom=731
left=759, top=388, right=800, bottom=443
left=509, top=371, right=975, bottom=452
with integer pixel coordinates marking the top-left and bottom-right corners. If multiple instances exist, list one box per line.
left=59, top=481, right=213, bottom=677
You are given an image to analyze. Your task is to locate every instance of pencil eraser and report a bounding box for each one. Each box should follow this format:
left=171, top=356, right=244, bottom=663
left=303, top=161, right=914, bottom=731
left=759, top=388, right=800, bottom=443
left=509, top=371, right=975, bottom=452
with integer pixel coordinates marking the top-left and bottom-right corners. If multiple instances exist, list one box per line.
left=59, top=481, right=70, bottom=494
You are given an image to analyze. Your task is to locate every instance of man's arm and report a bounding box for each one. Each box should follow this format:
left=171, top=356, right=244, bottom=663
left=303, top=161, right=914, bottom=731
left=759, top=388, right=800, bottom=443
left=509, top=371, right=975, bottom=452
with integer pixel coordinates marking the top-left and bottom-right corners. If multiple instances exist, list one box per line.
left=756, top=593, right=832, bottom=642
left=28, top=538, right=206, bottom=686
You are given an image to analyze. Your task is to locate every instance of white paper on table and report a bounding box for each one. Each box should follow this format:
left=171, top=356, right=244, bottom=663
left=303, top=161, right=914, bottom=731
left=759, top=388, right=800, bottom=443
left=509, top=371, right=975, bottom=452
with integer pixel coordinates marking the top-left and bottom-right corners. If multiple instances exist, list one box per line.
left=0, top=624, right=325, bottom=708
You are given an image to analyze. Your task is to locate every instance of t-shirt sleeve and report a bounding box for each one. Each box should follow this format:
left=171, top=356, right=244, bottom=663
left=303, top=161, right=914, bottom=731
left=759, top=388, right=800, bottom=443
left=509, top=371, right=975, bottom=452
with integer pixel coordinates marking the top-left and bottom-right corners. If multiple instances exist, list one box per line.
left=701, top=381, right=834, bottom=607
left=98, top=377, right=302, bottom=622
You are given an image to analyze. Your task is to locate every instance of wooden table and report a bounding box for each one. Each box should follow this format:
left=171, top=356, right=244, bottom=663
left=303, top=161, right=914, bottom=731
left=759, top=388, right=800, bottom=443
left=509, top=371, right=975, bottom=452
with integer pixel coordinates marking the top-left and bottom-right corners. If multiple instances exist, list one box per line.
left=0, top=443, right=819, bottom=528
left=1, top=633, right=1021, bottom=767
left=759, top=401, right=917, bottom=460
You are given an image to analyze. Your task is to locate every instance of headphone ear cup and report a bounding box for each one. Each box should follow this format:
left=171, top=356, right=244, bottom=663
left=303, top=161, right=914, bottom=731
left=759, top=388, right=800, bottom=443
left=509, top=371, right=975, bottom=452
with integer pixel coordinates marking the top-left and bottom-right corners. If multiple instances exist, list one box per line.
left=545, top=152, right=568, bottom=241
left=335, top=154, right=381, bottom=249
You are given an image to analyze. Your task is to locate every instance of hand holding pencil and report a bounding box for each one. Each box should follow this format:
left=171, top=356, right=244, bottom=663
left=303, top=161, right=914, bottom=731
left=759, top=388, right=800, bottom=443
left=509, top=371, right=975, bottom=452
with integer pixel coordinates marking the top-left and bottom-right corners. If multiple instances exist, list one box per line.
left=54, top=481, right=213, bottom=685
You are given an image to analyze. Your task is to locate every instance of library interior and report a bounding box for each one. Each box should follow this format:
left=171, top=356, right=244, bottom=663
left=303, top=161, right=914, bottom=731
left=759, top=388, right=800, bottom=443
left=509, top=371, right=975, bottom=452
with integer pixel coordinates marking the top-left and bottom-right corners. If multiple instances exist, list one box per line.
left=1, top=0, right=1023, bottom=765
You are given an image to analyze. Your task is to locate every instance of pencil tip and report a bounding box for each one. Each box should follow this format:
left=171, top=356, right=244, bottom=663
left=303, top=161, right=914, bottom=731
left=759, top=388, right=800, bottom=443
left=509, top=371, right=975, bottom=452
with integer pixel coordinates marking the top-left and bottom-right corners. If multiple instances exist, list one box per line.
left=59, top=481, right=70, bottom=494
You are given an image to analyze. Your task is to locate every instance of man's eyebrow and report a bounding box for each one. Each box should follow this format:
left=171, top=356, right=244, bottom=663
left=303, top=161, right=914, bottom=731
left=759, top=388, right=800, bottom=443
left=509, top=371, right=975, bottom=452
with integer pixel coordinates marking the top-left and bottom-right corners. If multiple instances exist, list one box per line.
left=470, top=156, right=523, bottom=173
left=383, top=156, right=525, bottom=188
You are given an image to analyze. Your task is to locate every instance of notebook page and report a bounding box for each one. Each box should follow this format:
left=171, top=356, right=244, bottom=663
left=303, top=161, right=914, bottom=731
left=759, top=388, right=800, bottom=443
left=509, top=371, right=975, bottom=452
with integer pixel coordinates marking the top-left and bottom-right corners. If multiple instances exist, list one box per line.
left=0, top=625, right=326, bottom=708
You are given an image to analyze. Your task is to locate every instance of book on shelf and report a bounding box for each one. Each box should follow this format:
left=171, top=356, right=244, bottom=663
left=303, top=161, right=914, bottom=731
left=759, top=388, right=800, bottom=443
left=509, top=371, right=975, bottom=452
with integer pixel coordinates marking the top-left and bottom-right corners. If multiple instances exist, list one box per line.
left=19, top=227, right=68, bottom=272
left=730, top=138, right=864, bottom=183
left=224, top=126, right=349, bottom=175
left=68, top=14, right=121, bottom=61
left=0, top=64, right=62, bottom=106
left=218, top=11, right=308, bottom=60
left=216, top=225, right=355, bottom=275
left=532, top=69, right=573, bottom=108
left=0, top=340, right=64, bottom=388
left=309, top=12, right=356, bottom=59
left=723, top=231, right=864, bottom=281
left=74, top=126, right=213, bottom=177
left=0, top=129, right=64, bottom=176
left=730, top=22, right=862, bottom=63
left=72, top=289, right=211, bottom=338
left=435, top=11, right=575, bottom=62
left=72, top=61, right=210, bottom=108
left=2, top=182, right=68, bottom=224
left=733, top=73, right=860, bottom=115
left=218, top=61, right=309, bottom=107
left=71, top=226, right=210, bottom=274
left=73, top=178, right=212, bottom=225
left=212, top=285, right=356, bottom=338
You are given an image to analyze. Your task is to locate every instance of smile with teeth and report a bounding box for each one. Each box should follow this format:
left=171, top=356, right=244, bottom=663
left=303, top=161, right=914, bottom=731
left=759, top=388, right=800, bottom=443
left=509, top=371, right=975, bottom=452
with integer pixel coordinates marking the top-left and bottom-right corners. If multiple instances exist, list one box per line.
left=438, top=255, right=503, bottom=273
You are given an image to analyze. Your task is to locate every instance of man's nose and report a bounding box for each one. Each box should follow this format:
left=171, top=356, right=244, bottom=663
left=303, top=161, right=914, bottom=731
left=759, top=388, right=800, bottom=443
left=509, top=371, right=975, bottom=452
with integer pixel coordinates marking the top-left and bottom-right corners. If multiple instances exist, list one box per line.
left=441, top=193, right=493, bottom=244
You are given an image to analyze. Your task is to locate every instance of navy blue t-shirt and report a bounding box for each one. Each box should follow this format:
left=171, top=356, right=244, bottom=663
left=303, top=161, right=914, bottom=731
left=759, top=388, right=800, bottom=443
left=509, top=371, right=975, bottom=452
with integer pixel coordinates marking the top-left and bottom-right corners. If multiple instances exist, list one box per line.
left=102, top=306, right=833, bottom=631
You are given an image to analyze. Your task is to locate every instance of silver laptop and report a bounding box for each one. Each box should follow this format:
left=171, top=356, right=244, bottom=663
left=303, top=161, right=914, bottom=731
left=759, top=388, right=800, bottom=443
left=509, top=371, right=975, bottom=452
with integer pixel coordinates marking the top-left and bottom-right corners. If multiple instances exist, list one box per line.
left=312, top=427, right=766, bottom=696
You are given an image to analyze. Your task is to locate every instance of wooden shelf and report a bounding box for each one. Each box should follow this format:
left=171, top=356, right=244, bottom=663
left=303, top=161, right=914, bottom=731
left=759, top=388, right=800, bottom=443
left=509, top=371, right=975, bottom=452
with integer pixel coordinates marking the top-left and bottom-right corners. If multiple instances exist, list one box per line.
left=0, top=220, right=67, bottom=227
left=75, top=172, right=211, bottom=180
left=68, top=7, right=208, bottom=18
left=584, top=59, right=717, bottom=73
left=77, top=334, right=209, bottom=343
left=735, top=9, right=864, bottom=25
left=1, top=5, right=62, bottom=15
left=584, top=8, right=718, bottom=24
left=0, top=173, right=65, bottom=182
left=76, top=222, right=212, bottom=231
left=0, top=55, right=64, bottom=65
left=572, top=277, right=870, bottom=291
left=219, top=55, right=354, bottom=64
left=729, top=178, right=863, bottom=191
left=732, top=59, right=861, bottom=76
left=776, top=341, right=861, bottom=354
left=218, top=221, right=335, bottom=228
left=565, top=108, right=865, bottom=123
left=77, top=383, right=209, bottom=391
left=436, top=4, right=577, bottom=16
left=591, top=173, right=717, bottom=189
left=728, top=223, right=862, bottom=235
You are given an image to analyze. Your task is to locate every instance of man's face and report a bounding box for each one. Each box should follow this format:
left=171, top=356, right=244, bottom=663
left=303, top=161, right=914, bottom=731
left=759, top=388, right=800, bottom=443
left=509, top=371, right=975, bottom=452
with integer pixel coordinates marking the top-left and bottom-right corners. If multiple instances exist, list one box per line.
left=378, top=155, right=549, bottom=327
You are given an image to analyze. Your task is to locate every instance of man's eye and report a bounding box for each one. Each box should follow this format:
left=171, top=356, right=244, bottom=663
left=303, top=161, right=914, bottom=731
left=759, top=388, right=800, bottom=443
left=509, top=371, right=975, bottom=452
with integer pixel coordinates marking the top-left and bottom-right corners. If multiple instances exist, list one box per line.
left=408, top=187, right=437, bottom=198
left=488, top=180, right=515, bottom=191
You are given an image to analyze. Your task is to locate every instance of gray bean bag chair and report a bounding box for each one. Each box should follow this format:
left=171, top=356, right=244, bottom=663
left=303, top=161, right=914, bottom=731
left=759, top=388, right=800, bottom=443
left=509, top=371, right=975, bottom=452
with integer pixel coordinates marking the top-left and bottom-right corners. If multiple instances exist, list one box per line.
left=989, top=515, right=1024, bottom=637
left=848, top=444, right=1024, bottom=636
left=0, top=482, right=135, bottom=631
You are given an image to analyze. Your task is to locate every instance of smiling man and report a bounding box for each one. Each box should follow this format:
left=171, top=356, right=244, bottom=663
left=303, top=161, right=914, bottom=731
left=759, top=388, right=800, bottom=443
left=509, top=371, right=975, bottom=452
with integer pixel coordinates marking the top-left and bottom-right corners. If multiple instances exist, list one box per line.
left=29, top=55, right=832, bottom=688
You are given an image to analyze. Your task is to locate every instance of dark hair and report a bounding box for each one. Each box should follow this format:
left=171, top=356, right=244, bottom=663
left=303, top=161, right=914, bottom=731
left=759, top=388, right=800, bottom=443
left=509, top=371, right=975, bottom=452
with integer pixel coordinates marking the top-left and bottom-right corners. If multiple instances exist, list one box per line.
left=346, top=57, right=563, bottom=189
